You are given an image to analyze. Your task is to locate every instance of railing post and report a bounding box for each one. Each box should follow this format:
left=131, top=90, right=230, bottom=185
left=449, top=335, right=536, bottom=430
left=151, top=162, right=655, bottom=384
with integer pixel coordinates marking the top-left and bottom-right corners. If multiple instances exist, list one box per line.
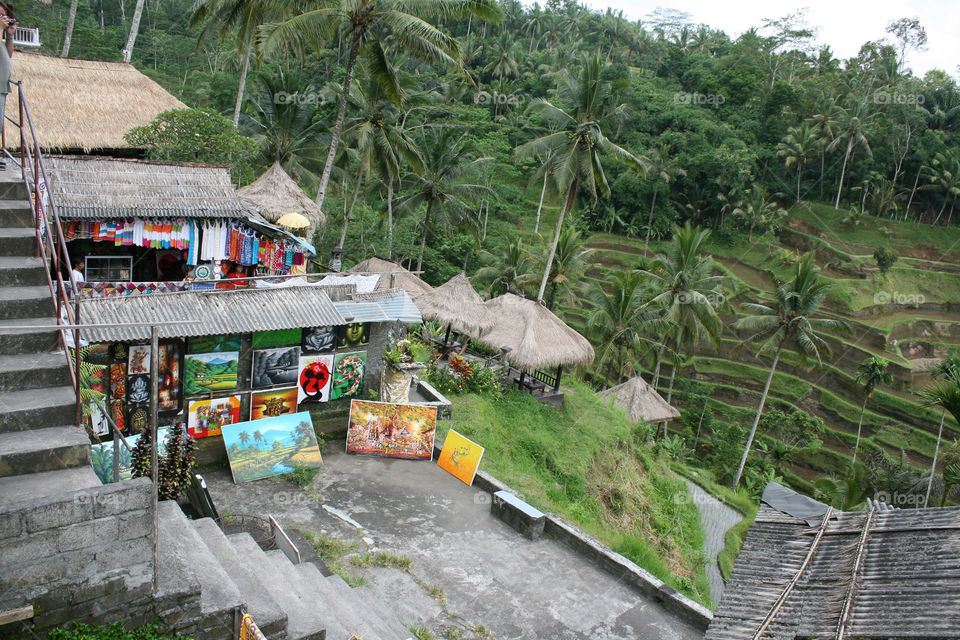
left=150, top=325, right=160, bottom=594
left=74, top=299, right=81, bottom=428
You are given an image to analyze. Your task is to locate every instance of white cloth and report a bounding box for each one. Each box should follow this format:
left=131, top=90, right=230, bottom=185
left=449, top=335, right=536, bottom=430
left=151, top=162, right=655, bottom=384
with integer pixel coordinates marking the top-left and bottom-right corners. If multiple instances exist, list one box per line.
left=70, top=268, right=84, bottom=292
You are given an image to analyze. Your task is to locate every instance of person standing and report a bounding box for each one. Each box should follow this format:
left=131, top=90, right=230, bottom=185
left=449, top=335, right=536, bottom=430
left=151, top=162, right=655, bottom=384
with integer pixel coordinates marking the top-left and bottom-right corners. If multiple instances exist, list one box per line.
left=0, top=3, right=13, bottom=171
left=70, top=258, right=84, bottom=296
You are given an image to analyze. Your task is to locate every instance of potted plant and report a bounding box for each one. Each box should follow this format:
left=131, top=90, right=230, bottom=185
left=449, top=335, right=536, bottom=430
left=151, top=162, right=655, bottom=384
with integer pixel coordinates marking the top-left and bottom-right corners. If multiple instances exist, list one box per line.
left=380, top=338, right=432, bottom=403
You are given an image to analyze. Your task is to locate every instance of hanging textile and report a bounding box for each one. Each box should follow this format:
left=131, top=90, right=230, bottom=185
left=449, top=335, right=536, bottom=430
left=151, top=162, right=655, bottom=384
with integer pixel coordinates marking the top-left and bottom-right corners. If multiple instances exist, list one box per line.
left=238, top=614, right=267, bottom=640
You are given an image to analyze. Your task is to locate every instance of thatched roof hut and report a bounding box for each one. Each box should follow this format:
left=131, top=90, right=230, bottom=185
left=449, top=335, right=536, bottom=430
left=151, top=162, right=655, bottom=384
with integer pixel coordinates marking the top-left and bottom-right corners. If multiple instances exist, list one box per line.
left=599, top=376, right=681, bottom=424
left=414, top=273, right=492, bottom=340
left=9, top=52, right=187, bottom=152
left=237, top=161, right=326, bottom=232
left=348, top=257, right=433, bottom=298
left=480, top=293, right=594, bottom=372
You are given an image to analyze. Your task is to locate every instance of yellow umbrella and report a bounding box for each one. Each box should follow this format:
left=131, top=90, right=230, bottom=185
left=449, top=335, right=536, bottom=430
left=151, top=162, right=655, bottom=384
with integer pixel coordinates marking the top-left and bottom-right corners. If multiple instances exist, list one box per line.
left=276, top=212, right=310, bottom=229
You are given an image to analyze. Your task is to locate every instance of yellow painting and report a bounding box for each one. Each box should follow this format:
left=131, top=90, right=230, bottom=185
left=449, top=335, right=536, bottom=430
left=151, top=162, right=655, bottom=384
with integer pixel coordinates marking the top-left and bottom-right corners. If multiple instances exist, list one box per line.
left=437, top=430, right=485, bottom=485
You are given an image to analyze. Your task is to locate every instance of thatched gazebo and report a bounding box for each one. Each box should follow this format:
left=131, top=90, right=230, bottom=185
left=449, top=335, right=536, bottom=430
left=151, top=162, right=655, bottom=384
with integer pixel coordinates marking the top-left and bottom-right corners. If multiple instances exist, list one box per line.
left=237, top=161, right=326, bottom=235
left=414, top=273, right=493, bottom=342
left=348, top=257, right=433, bottom=298
left=480, top=293, right=594, bottom=392
left=599, top=376, right=681, bottom=424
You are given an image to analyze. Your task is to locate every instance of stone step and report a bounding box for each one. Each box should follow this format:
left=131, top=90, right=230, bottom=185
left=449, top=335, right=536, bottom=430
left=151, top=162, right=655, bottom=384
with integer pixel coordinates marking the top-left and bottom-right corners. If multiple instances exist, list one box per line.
left=0, top=199, right=36, bottom=227
left=353, top=586, right=416, bottom=640
left=0, top=285, right=55, bottom=320
left=0, top=385, right=76, bottom=433
left=0, top=351, right=71, bottom=393
left=257, top=548, right=329, bottom=640
left=0, top=465, right=100, bottom=507
left=297, top=563, right=398, bottom=640
left=0, top=177, right=30, bottom=201
left=0, top=316, right=59, bottom=354
left=0, top=256, right=47, bottom=287
left=0, top=425, right=90, bottom=478
left=191, top=518, right=288, bottom=640
left=0, top=227, right=35, bottom=256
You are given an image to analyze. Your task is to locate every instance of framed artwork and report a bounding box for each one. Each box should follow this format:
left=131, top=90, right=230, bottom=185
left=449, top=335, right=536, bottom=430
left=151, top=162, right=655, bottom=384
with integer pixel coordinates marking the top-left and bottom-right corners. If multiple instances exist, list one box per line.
left=128, top=406, right=149, bottom=435
left=301, top=326, right=338, bottom=353
left=251, top=346, right=301, bottom=389
left=128, top=344, right=151, bottom=375
left=110, top=399, right=126, bottom=433
left=338, top=323, right=370, bottom=348
left=297, top=354, right=334, bottom=405
left=222, top=411, right=322, bottom=484
left=252, top=329, right=302, bottom=349
left=187, top=396, right=241, bottom=439
left=346, top=400, right=437, bottom=460
left=126, top=374, right=150, bottom=405
left=109, top=363, right=126, bottom=400
left=110, top=343, right=128, bottom=363
left=85, top=343, right=111, bottom=364
left=184, top=352, right=239, bottom=395
left=250, top=387, right=299, bottom=421
left=90, top=427, right=170, bottom=484
left=188, top=334, right=241, bottom=354
left=158, top=340, right=184, bottom=413
left=437, top=430, right=485, bottom=486
left=331, top=352, right=366, bottom=400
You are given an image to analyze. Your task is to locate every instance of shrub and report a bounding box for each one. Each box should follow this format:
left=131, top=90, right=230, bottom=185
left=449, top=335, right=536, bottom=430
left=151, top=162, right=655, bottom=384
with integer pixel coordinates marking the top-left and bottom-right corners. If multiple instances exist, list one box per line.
left=49, top=622, right=190, bottom=640
left=131, top=424, right=196, bottom=501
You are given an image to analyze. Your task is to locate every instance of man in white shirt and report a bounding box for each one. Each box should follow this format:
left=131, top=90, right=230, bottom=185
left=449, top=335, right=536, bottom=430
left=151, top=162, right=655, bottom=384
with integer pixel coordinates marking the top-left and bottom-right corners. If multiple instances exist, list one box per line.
left=70, top=258, right=84, bottom=295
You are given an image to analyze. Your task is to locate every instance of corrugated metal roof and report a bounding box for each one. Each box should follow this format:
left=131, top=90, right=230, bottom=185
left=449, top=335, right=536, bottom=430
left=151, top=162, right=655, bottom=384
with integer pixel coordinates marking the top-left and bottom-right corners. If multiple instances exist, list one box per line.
left=334, top=301, right=389, bottom=323
left=353, top=289, right=422, bottom=324
left=78, top=287, right=345, bottom=342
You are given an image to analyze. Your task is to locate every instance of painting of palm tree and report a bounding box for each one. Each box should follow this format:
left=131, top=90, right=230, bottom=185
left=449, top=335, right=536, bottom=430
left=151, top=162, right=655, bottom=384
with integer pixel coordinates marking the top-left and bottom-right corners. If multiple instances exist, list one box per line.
left=222, top=412, right=323, bottom=483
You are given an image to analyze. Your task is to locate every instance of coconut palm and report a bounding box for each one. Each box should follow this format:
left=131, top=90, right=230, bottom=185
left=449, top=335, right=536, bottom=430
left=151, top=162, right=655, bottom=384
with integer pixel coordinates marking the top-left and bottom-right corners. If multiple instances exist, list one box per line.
left=733, top=183, right=787, bottom=243
left=777, top=122, right=819, bottom=202
left=921, top=354, right=960, bottom=506
left=731, top=253, right=851, bottom=488
left=260, top=0, right=502, bottom=211
left=123, top=0, right=146, bottom=62
left=921, top=149, right=960, bottom=226
left=806, top=103, right=841, bottom=198
left=642, top=144, right=686, bottom=255
left=540, top=226, right=593, bottom=310
left=827, top=102, right=875, bottom=209
left=473, top=239, right=536, bottom=297
left=61, top=0, right=80, bottom=56
left=516, top=52, right=650, bottom=304
left=852, top=356, right=892, bottom=468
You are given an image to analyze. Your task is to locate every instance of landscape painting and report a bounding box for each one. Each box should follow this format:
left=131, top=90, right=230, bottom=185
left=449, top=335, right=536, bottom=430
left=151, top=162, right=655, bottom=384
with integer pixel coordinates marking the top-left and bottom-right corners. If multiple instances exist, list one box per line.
left=187, top=395, right=241, bottom=439
left=250, top=387, right=298, bottom=421
left=184, top=352, right=239, bottom=395
left=437, top=430, right=485, bottom=486
left=251, top=346, right=301, bottom=388
left=221, top=412, right=323, bottom=484
left=188, top=334, right=241, bottom=354
left=252, top=329, right=302, bottom=349
left=297, top=354, right=334, bottom=405
left=90, top=427, right=170, bottom=484
left=347, top=400, right=437, bottom=460
left=158, top=341, right=183, bottom=413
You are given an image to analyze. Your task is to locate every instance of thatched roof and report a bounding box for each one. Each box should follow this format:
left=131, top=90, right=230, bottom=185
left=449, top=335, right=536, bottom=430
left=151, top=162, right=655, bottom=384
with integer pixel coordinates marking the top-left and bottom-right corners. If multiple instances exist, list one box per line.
left=480, top=293, right=594, bottom=370
left=599, top=376, right=681, bottom=424
left=348, top=257, right=433, bottom=298
left=414, top=273, right=493, bottom=339
left=46, top=155, right=261, bottom=220
left=237, top=161, right=325, bottom=232
left=9, top=52, right=187, bottom=152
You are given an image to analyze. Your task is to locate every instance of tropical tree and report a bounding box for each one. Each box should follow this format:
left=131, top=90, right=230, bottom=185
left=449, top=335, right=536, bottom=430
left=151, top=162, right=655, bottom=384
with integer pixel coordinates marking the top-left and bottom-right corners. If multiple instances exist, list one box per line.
left=61, top=0, right=80, bottom=57
left=516, top=52, right=649, bottom=303
left=473, top=239, right=536, bottom=297
left=852, top=356, right=892, bottom=467
left=642, top=143, right=686, bottom=255
left=921, top=149, right=960, bottom=226
left=123, top=0, right=146, bottom=63
left=260, top=0, right=501, bottom=211
left=239, top=431, right=251, bottom=447
left=731, top=253, right=851, bottom=488
left=777, top=122, right=818, bottom=201
left=920, top=354, right=960, bottom=506
left=732, top=183, right=787, bottom=242
left=540, top=226, right=593, bottom=310
left=827, top=102, right=875, bottom=209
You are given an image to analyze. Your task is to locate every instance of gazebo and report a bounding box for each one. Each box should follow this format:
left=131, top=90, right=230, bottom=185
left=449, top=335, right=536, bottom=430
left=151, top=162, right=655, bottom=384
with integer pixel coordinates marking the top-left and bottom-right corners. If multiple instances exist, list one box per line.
left=599, top=376, right=680, bottom=424
left=479, top=293, right=594, bottom=402
left=348, top=257, right=433, bottom=299
left=237, top=161, right=326, bottom=237
left=414, top=273, right=493, bottom=351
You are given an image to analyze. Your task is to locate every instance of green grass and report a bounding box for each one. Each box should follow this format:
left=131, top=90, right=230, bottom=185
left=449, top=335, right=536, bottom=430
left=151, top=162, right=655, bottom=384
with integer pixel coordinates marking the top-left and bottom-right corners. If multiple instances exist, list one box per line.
left=350, top=551, right=414, bottom=572
left=299, top=530, right=366, bottom=587
left=440, top=384, right=713, bottom=607
left=689, top=357, right=811, bottom=402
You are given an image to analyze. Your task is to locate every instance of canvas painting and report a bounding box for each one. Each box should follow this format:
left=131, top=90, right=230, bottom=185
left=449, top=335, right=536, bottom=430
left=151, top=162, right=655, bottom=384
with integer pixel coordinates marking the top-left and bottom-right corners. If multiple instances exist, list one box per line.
left=128, top=344, right=151, bottom=375
left=128, top=407, right=149, bottom=435
left=437, top=430, right=485, bottom=486
left=297, top=354, right=334, bottom=405
left=184, top=352, right=239, bottom=395
left=331, top=352, right=366, bottom=400
left=127, top=374, right=151, bottom=405
left=188, top=334, right=242, bottom=354
left=252, top=329, right=302, bottom=349
left=339, top=322, right=370, bottom=348
left=250, top=387, right=298, bottom=421
left=85, top=343, right=111, bottom=364
left=90, top=427, right=170, bottom=484
left=187, top=395, right=241, bottom=439
left=222, top=411, right=323, bottom=484
left=87, top=401, right=110, bottom=437
left=346, top=400, right=437, bottom=460
left=302, top=326, right=338, bottom=353
left=109, top=363, right=126, bottom=400
left=110, top=399, right=126, bottom=433
left=158, top=341, right=184, bottom=413
left=251, top=346, right=301, bottom=389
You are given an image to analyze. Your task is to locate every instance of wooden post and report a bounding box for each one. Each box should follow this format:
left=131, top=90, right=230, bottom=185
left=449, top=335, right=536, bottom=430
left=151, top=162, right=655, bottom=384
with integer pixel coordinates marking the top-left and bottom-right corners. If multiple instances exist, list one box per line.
left=554, top=365, right=562, bottom=391
left=74, top=298, right=81, bottom=427
left=150, top=325, right=159, bottom=593
left=444, top=323, right=452, bottom=344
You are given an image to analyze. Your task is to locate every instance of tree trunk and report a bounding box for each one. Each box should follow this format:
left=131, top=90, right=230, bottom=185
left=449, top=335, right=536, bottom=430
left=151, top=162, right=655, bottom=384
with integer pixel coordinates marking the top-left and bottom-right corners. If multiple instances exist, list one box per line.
left=339, top=164, right=366, bottom=247
left=416, top=199, right=434, bottom=274
left=662, top=362, right=676, bottom=439
left=123, top=0, right=146, bottom=63
left=386, top=179, right=394, bottom=259
left=652, top=343, right=665, bottom=389
left=232, top=41, right=252, bottom=128
left=733, top=345, right=782, bottom=489
left=905, top=167, right=922, bottom=221
left=924, top=409, right=945, bottom=508
left=61, top=0, right=80, bottom=57
left=852, top=397, right=866, bottom=468
left=315, top=30, right=362, bottom=210
left=534, top=172, right=547, bottom=235
left=796, top=162, right=802, bottom=202
left=693, top=400, right=707, bottom=452
left=643, top=183, right=659, bottom=256
left=834, top=138, right=853, bottom=209
left=536, top=179, right=577, bottom=303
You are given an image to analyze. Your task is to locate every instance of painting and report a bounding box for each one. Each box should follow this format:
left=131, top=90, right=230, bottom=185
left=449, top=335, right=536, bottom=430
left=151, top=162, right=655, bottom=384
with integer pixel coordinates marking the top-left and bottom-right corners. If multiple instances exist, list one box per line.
left=110, top=399, right=126, bottom=433
left=110, top=343, right=128, bottom=363
left=222, top=411, right=323, bottom=484
left=109, top=363, right=126, bottom=400
left=85, top=343, right=111, bottom=364
left=126, top=374, right=151, bottom=405
left=252, top=329, right=302, bottom=349
left=251, top=346, right=301, bottom=389
left=331, top=352, right=366, bottom=400
left=188, top=334, right=241, bottom=354
left=346, top=400, right=437, bottom=460
left=128, top=407, right=149, bottom=436
left=437, top=430, right=485, bottom=486
left=158, top=341, right=184, bottom=413
left=90, top=427, right=170, bottom=484
left=339, top=322, right=370, bottom=348
left=187, top=395, right=241, bottom=439
left=87, top=401, right=110, bottom=437
left=250, top=387, right=298, bottom=421
left=184, top=352, right=239, bottom=395
left=302, top=326, right=338, bottom=353
left=128, top=344, right=151, bottom=375
left=297, top=354, right=334, bottom=405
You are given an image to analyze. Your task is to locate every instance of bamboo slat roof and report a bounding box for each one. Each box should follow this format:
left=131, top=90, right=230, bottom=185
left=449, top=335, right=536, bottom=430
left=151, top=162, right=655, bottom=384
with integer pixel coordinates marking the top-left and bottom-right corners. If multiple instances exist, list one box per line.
left=599, top=376, right=681, bottom=423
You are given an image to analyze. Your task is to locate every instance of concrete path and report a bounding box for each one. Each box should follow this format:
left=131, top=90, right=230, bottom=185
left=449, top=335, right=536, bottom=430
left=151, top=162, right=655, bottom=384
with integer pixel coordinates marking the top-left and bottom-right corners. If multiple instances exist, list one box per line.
left=205, top=442, right=704, bottom=640
left=684, top=480, right=742, bottom=604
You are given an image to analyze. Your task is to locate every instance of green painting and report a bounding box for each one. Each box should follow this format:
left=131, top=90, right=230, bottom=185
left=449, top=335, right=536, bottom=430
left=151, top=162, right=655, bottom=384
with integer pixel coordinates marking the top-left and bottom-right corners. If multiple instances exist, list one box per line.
left=331, top=352, right=366, bottom=400
left=184, top=352, right=239, bottom=395
left=188, top=334, right=242, bottom=354
left=252, top=329, right=302, bottom=349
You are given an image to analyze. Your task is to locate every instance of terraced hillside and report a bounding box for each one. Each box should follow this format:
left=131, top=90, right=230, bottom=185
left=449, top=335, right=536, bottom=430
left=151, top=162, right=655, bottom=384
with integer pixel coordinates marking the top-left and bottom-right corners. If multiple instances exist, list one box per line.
left=570, top=203, right=960, bottom=493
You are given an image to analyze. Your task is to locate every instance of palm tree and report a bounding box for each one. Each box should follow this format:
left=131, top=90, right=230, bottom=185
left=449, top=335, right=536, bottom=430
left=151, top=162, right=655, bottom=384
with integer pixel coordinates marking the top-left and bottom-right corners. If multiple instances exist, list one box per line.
left=61, top=0, right=80, bottom=56
left=122, top=0, right=146, bottom=63
left=806, top=103, right=840, bottom=198
left=732, top=183, right=787, bottom=243
left=852, top=356, right=892, bottom=467
left=921, top=354, right=960, bottom=506
left=395, top=128, right=493, bottom=273
left=777, top=122, right=818, bottom=202
left=239, top=431, right=251, bottom=447
left=731, top=253, right=851, bottom=488
left=541, top=227, right=593, bottom=310
left=484, top=31, right=520, bottom=84
left=827, top=102, right=875, bottom=209
left=260, top=0, right=501, bottom=211
left=921, top=149, right=960, bottom=226
left=516, top=52, right=649, bottom=303
left=473, top=239, right=536, bottom=297
left=642, top=144, right=686, bottom=255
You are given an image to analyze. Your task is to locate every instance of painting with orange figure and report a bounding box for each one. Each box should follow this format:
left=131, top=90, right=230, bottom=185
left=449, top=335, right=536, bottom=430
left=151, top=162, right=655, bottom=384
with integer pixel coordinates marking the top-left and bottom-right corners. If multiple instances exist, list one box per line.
left=346, top=400, right=437, bottom=460
left=437, top=429, right=485, bottom=485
